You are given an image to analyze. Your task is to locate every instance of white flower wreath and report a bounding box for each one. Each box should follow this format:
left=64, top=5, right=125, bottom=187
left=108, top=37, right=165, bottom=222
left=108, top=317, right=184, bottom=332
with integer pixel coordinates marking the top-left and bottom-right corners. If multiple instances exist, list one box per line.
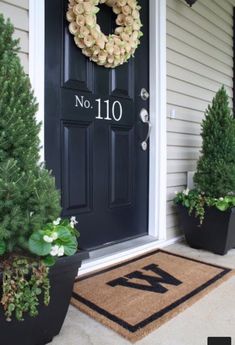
left=66, top=0, right=143, bottom=68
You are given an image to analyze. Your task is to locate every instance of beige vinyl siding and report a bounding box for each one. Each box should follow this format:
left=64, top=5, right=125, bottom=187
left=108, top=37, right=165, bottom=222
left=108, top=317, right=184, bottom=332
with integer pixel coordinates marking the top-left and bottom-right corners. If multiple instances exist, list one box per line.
left=0, top=0, right=29, bottom=73
left=167, top=0, right=235, bottom=239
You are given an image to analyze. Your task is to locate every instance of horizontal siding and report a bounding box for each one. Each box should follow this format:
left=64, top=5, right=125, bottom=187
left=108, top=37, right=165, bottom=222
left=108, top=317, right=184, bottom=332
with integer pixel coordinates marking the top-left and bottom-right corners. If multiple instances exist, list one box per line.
left=167, top=50, right=233, bottom=88
left=167, top=63, right=233, bottom=95
left=168, top=77, right=221, bottom=103
left=166, top=226, right=182, bottom=240
left=168, top=0, right=233, bottom=45
left=213, top=0, right=233, bottom=15
left=167, top=105, right=204, bottom=124
left=167, top=19, right=233, bottom=61
left=189, top=1, right=233, bottom=36
left=1, top=0, right=28, bottom=9
left=167, top=36, right=232, bottom=78
left=227, top=0, right=235, bottom=6
left=167, top=119, right=201, bottom=135
left=166, top=0, right=235, bottom=239
left=167, top=173, right=186, bottom=187
left=0, top=0, right=29, bottom=73
left=14, top=28, right=28, bottom=53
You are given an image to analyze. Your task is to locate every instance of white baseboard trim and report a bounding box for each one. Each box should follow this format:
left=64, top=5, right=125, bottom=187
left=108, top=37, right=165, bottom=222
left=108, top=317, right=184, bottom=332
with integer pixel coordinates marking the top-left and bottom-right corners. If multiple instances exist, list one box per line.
left=78, top=235, right=184, bottom=276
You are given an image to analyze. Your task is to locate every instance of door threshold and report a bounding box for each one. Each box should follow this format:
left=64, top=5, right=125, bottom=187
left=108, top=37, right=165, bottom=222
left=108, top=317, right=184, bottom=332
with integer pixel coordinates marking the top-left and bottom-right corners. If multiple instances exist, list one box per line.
left=78, top=235, right=183, bottom=276
left=89, top=235, right=157, bottom=261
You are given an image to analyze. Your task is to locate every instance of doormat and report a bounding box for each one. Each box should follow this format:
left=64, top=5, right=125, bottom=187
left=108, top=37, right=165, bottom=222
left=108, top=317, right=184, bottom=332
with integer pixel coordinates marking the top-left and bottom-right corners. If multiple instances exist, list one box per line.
left=71, top=250, right=234, bottom=343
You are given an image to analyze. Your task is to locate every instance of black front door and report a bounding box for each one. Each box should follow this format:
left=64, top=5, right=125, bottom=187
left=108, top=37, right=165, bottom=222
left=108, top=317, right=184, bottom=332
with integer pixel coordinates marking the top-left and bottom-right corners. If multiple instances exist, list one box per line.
left=45, top=0, right=149, bottom=250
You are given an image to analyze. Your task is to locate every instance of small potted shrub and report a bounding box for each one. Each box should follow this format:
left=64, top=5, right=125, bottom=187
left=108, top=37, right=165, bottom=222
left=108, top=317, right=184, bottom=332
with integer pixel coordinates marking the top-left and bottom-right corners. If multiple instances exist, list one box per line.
left=0, top=15, right=88, bottom=345
left=174, top=86, right=235, bottom=255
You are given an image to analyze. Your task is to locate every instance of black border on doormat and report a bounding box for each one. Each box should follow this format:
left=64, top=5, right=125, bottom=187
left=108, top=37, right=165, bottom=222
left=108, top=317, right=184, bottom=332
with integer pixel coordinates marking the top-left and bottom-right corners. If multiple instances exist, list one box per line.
left=72, top=249, right=232, bottom=333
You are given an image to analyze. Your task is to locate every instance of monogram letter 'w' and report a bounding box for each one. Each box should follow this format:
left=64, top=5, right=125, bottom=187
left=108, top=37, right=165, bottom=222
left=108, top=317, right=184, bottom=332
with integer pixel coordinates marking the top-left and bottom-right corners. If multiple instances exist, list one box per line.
left=107, top=264, right=182, bottom=294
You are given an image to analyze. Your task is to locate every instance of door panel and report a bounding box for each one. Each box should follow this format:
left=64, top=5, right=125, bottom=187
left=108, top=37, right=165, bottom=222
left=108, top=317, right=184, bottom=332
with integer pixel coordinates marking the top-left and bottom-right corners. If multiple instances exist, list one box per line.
left=45, top=0, right=150, bottom=249
left=62, top=121, right=93, bottom=214
left=63, top=27, right=94, bottom=91
left=110, top=62, right=134, bottom=99
left=109, top=126, right=134, bottom=208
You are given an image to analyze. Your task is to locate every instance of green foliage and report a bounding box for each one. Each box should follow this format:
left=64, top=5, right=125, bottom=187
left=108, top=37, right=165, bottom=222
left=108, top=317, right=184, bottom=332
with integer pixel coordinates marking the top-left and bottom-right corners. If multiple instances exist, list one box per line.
left=29, top=232, right=52, bottom=257
left=1, top=257, right=50, bottom=321
left=0, top=14, right=61, bottom=255
left=174, top=189, right=205, bottom=223
left=29, top=217, right=79, bottom=262
left=174, top=189, right=235, bottom=224
left=194, top=86, right=235, bottom=197
left=0, top=14, right=81, bottom=322
left=175, top=87, right=235, bottom=224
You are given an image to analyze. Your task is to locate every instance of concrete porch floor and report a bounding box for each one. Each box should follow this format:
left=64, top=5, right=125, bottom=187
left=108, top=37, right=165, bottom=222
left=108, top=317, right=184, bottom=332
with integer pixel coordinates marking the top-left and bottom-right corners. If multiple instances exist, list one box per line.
left=50, top=242, right=235, bottom=345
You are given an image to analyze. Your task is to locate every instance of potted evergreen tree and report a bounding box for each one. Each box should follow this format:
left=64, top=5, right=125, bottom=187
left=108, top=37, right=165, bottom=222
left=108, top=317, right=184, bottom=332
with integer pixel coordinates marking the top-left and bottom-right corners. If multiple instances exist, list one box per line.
left=0, top=15, right=88, bottom=345
left=174, top=86, right=235, bottom=255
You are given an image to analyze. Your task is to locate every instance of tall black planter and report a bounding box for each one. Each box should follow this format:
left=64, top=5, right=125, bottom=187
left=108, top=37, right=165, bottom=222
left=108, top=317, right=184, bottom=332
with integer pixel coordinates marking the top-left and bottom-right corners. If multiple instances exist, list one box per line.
left=0, top=250, right=88, bottom=345
left=178, top=206, right=235, bottom=255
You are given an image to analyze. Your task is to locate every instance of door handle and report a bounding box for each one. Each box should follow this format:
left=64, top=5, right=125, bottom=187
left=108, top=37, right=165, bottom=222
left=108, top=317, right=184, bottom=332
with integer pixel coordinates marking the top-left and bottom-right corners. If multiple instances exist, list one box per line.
left=139, top=108, right=151, bottom=151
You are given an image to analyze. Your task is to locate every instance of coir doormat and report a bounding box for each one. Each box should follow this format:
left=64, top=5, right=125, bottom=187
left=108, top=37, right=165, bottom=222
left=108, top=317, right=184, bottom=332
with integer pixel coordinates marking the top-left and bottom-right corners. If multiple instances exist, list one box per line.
left=71, top=250, right=233, bottom=342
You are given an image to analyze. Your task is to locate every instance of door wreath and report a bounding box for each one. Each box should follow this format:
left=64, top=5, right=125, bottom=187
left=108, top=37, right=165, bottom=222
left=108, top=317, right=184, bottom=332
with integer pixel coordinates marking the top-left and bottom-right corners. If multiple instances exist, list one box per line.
left=66, top=0, right=143, bottom=68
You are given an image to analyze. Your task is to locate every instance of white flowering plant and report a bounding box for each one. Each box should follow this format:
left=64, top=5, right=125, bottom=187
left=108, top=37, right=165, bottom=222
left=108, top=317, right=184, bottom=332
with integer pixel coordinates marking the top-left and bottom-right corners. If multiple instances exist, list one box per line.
left=174, top=189, right=235, bottom=224
left=28, top=217, right=80, bottom=266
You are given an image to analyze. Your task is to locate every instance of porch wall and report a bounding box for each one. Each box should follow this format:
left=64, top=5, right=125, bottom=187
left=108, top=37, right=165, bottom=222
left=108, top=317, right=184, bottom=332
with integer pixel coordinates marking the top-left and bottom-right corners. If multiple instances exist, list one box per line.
left=1, top=0, right=235, bottom=242
left=166, top=0, right=235, bottom=239
left=0, top=0, right=29, bottom=73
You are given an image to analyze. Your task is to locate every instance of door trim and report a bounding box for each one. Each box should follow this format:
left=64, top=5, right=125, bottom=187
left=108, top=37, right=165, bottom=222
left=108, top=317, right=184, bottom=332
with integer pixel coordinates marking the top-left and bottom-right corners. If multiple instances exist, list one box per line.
left=149, top=0, right=167, bottom=241
left=29, top=0, right=45, bottom=162
left=29, top=0, right=167, bottom=251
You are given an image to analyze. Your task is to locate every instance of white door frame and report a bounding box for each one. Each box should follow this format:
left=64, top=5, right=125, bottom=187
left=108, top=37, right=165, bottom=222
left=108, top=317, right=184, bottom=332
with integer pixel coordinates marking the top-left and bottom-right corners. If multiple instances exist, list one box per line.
left=29, top=0, right=169, bottom=273
left=148, top=0, right=166, bottom=241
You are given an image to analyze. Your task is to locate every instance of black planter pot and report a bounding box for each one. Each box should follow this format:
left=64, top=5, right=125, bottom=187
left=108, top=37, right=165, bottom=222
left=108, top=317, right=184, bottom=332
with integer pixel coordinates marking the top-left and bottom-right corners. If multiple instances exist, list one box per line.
left=178, top=205, right=235, bottom=255
left=0, top=250, right=88, bottom=345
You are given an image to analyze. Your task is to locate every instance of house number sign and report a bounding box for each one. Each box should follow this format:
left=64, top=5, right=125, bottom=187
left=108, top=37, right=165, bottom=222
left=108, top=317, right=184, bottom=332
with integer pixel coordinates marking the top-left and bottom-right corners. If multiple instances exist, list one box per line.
left=75, top=95, right=123, bottom=122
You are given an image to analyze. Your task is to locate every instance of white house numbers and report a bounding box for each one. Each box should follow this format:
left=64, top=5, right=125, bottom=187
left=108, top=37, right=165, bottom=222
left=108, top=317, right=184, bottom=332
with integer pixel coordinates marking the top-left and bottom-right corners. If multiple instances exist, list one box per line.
left=75, top=95, right=123, bottom=122
left=95, top=99, right=123, bottom=122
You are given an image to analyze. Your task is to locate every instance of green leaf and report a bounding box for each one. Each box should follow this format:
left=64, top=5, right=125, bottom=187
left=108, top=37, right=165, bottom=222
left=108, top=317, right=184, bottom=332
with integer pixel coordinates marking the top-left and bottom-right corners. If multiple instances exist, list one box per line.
left=17, top=236, right=29, bottom=251
left=56, top=227, right=78, bottom=256
left=57, top=226, right=71, bottom=241
left=63, top=236, right=78, bottom=256
left=6, top=239, right=17, bottom=253
left=42, top=255, right=56, bottom=267
left=216, top=201, right=229, bottom=211
left=36, top=288, right=42, bottom=295
left=60, top=219, right=69, bottom=227
left=0, top=240, right=6, bottom=255
left=28, top=231, right=52, bottom=256
left=8, top=303, right=15, bottom=312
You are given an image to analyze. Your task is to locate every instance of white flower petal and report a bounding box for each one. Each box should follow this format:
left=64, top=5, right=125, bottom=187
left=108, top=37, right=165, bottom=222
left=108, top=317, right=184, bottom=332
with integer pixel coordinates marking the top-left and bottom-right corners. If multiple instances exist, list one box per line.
left=43, top=235, right=53, bottom=243
left=51, top=232, right=58, bottom=240
left=53, top=217, right=61, bottom=226
left=58, top=246, right=65, bottom=257
left=183, top=188, right=190, bottom=196
left=70, top=216, right=78, bottom=226
left=50, top=245, right=60, bottom=256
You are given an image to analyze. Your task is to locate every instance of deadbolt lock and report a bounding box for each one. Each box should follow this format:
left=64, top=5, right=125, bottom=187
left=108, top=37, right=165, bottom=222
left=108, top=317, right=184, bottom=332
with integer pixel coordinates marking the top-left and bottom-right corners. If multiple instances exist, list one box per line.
left=140, top=88, right=150, bottom=101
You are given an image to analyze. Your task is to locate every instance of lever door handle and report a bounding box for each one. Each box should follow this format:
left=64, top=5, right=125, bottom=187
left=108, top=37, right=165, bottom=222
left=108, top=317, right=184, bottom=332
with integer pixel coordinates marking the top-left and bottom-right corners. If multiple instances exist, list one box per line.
left=139, top=108, right=151, bottom=151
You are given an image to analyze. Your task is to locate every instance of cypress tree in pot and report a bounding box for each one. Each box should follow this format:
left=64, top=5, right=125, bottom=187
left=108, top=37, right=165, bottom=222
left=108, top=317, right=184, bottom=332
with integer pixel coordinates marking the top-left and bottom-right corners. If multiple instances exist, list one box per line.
left=175, top=86, right=235, bottom=255
left=0, top=15, right=88, bottom=345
